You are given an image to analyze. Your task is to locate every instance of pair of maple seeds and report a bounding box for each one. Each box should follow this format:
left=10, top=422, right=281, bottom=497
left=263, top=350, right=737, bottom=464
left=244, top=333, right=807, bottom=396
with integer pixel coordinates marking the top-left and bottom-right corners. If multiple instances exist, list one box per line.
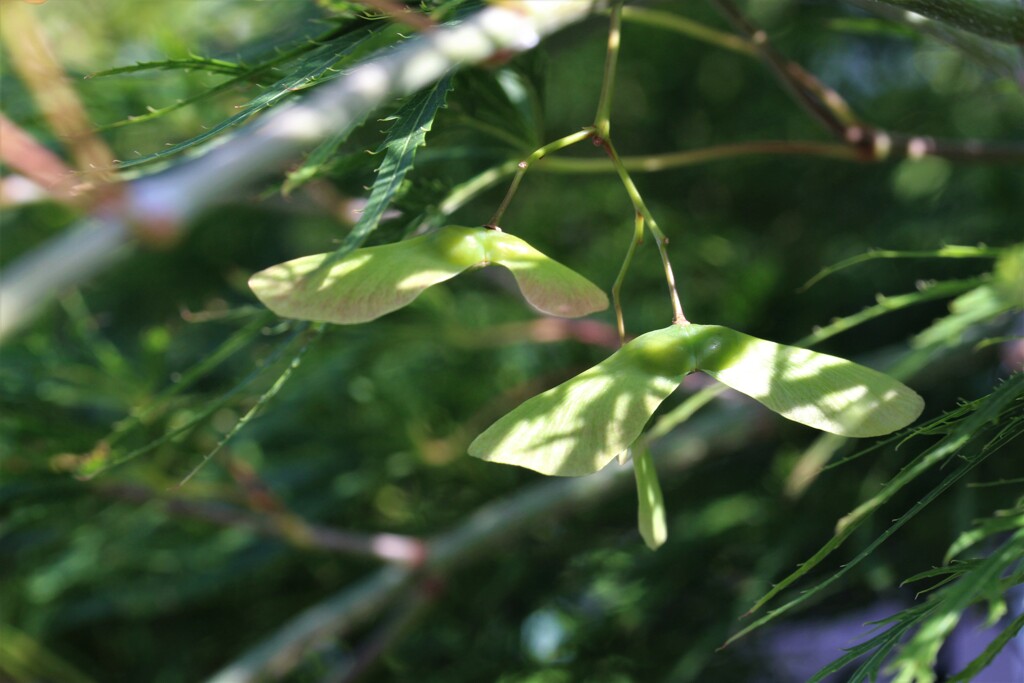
left=250, top=225, right=924, bottom=478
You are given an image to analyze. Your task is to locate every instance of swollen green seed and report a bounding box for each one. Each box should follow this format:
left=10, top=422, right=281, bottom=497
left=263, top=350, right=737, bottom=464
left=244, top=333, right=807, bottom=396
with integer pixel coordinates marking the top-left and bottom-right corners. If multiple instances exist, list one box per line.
left=428, top=226, right=488, bottom=268
left=623, top=325, right=697, bottom=377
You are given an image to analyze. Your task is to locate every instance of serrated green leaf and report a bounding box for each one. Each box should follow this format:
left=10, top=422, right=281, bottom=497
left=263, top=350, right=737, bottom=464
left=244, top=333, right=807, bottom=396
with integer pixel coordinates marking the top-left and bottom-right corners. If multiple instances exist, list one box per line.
left=888, top=529, right=1024, bottom=683
left=945, top=511, right=1024, bottom=561
left=485, top=230, right=609, bottom=317
left=88, top=56, right=246, bottom=78
left=726, top=374, right=1023, bottom=650
left=687, top=324, right=924, bottom=437
left=281, top=123, right=367, bottom=195
left=116, top=26, right=393, bottom=168
left=949, top=612, right=1024, bottom=682
left=634, top=447, right=667, bottom=550
left=868, top=0, right=1024, bottom=44
left=799, top=244, right=1000, bottom=292
left=338, top=75, right=454, bottom=233
left=468, top=327, right=689, bottom=476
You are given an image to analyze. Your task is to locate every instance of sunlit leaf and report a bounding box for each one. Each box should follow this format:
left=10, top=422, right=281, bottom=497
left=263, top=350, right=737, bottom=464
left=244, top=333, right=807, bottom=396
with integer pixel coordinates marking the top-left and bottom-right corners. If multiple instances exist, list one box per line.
left=485, top=230, right=609, bottom=317
left=468, top=327, right=689, bottom=476
left=470, top=323, right=923, bottom=477
left=685, top=325, right=924, bottom=437
left=250, top=226, right=608, bottom=324
left=249, top=227, right=485, bottom=324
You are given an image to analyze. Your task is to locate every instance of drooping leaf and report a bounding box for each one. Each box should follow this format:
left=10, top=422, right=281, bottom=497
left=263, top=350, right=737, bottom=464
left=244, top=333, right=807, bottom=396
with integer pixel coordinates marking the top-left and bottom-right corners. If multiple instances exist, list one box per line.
left=468, top=327, right=690, bottom=476
left=684, top=324, right=925, bottom=437
left=250, top=226, right=608, bottom=324
left=485, top=230, right=609, bottom=317
left=634, top=447, right=667, bottom=549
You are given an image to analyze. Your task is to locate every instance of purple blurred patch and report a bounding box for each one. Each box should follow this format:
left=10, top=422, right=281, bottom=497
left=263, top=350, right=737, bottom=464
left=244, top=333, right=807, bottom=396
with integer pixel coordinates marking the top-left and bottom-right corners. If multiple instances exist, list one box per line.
left=753, top=599, right=1024, bottom=682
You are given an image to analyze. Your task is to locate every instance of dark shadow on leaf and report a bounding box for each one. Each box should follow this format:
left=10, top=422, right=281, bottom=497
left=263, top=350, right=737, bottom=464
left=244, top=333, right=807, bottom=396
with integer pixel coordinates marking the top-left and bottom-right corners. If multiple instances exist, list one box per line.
left=469, top=329, right=686, bottom=476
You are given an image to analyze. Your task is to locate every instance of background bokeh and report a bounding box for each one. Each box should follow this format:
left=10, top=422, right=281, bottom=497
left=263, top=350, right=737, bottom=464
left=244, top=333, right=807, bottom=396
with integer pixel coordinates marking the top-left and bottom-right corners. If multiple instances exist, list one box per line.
left=1, top=1, right=1021, bottom=681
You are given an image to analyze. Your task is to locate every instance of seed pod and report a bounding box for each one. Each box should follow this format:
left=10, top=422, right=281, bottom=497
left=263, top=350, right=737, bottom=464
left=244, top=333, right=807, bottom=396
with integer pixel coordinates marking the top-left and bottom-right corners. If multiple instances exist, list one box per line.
left=469, top=324, right=924, bottom=476
left=249, top=226, right=608, bottom=324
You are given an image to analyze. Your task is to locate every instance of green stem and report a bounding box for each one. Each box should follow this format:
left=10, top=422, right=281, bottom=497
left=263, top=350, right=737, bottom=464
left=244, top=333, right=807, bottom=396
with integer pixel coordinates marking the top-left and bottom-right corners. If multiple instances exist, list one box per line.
left=602, top=138, right=687, bottom=324
left=536, top=140, right=859, bottom=173
left=612, top=212, right=644, bottom=343
left=487, top=128, right=593, bottom=227
left=452, top=114, right=531, bottom=151
left=438, top=159, right=519, bottom=218
left=621, top=6, right=755, bottom=55
left=593, top=1, right=624, bottom=139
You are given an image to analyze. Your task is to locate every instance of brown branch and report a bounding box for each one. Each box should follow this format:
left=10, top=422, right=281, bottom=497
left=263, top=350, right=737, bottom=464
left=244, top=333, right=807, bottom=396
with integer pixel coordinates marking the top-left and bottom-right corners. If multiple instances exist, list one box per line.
left=707, top=0, right=1024, bottom=163
left=709, top=0, right=857, bottom=141
left=0, top=1, right=116, bottom=184
left=849, top=129, right=1024, bottom=162
left=98, top=483, right=427, bottom=565
left=0, top=113, right=85, bottom=203
left=537, top=138, right=1024, bottom=173
left=333, top=588, right=435, bottom=683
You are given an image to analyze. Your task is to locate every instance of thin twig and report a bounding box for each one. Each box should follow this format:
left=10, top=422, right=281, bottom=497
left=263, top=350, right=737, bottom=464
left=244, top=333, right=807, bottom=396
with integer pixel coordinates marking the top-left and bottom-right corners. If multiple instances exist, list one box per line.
left=488, top=128, right=593, bottom=227
left=709, top=0, right=854, bottom=140
left=599, top=138, right=687, bottom=324
left=535, top=138, right=1024, bottom=172
left=706, top=0, right=1024, bottom=162
left=593, top=0, right=624, bottom=139
left=98, top=483, right=427, bottom=565
left=331, top=588, right=435, bottom=683
left=612, top=213, right=645, bottom=342
left=540, top=140, right=861, bottom=172
left=621, top=6, right=755, bottom=55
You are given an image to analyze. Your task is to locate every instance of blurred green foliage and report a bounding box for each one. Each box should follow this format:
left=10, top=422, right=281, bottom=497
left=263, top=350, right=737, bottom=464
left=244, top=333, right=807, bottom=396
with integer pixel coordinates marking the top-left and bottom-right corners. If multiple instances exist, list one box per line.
left=1, top=1, right=1022, bottom=682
